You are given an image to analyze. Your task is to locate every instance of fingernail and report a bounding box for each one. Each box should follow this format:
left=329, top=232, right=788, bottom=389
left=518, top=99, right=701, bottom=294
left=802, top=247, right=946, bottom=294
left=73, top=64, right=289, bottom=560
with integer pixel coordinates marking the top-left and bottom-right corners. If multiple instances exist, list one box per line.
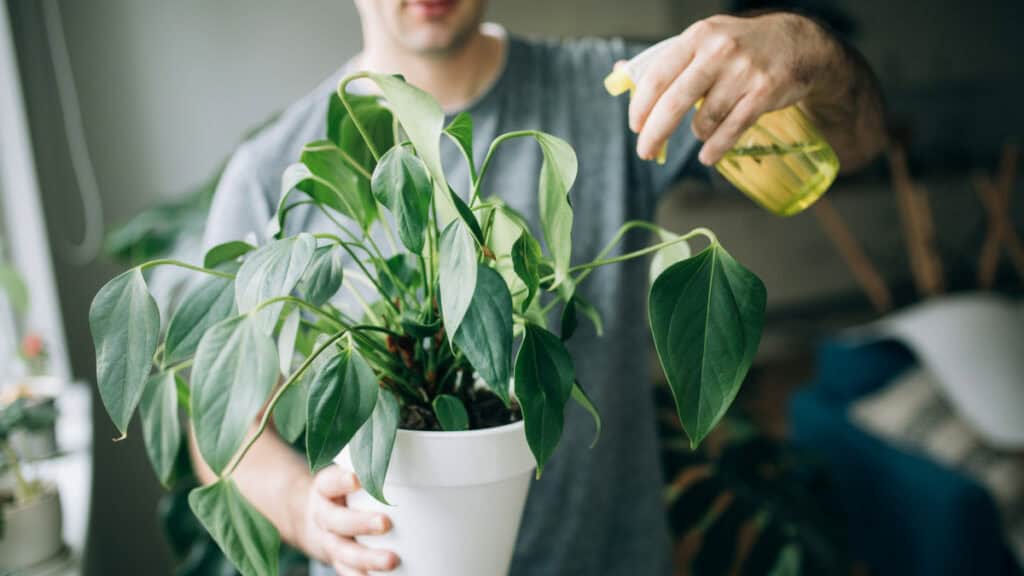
left=375, top=515, right=390, bottom=533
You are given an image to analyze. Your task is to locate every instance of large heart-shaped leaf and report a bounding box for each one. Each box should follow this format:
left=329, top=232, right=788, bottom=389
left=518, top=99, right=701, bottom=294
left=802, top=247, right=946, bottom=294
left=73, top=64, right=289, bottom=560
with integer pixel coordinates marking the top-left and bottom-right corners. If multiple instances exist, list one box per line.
left=90, top=268, right=161, bottom=436
left=277, top=306, right=301, bottom=376
left=337, top=97, right=394, bottom=177
left=306, top=347, right=379, bottom=472
left=235, top=234, right=315, bottom=333
left=371, top=146, right=432, bottom=253
left=453, top=265, right=513, bottom=403
left=300, top=141, right=379, bottom=230
left=191, top=315, right=279, bottom=474
left=532, top=133, right=577, bottom=287
left=297, top=245, right=344, bottom=307
left=444, top=112, right=476, bottom=182
left=350, top=388, right=400, bottom=504
left=648, top=244, right=766, bottom=448
left=363, top=73, right=458, bottom=225
left=164, top=274, right=236, bottom=366
left=433, top=394, right=469, bottom=431
left=139, top=370, right=183, bottom=486
left=514, top=324, right=575, bottom=475
left=188, top=480, right=279, bottom=576
left=327, top=92, right=385, bottom=149
left=438, top=220, right=478, bottom=341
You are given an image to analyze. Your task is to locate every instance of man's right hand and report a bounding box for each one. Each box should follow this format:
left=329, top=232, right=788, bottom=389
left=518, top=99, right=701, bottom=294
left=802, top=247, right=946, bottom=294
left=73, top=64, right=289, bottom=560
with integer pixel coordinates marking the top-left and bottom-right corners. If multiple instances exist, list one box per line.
left=298, top=465, right=401, bottom=575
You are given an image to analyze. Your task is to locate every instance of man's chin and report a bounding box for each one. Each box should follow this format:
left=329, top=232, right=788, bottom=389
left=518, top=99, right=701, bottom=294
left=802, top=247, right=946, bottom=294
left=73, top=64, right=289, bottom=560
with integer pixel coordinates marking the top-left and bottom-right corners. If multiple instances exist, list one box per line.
left=399, top=25, right=474, bottom=56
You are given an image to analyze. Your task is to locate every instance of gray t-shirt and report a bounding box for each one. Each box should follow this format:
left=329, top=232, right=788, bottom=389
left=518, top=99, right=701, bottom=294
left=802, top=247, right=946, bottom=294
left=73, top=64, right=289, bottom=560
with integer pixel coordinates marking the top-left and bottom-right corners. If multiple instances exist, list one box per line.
left=204, top=34, right=703, bottom=576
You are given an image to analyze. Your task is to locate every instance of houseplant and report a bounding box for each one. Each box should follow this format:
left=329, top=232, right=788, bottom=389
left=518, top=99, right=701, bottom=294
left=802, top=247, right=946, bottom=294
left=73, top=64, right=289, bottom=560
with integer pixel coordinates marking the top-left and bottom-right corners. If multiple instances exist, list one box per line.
left=0, top=396, right=64, bottom=572
left=89, top=72, right=766, bottom=576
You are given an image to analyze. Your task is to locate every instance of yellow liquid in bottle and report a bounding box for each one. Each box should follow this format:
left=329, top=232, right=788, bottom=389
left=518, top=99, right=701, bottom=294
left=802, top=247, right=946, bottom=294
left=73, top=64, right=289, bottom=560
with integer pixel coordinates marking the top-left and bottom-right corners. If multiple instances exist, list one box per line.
left=714, top=105, right=839, bottom=216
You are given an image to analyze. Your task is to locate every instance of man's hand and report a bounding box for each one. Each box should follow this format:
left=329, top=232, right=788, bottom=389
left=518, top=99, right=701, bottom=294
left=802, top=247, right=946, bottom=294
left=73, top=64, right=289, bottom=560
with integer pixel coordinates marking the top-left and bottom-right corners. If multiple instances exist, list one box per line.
left=297, top=465, right=400, bottom=576
left=630, top=13, right=884, bottom=170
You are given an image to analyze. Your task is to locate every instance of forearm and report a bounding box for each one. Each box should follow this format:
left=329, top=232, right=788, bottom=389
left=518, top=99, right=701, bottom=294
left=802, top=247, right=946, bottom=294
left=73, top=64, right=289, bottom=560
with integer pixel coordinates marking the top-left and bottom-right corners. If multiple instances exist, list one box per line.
left=796, top=15, right=887, bottom=172
left=189, top=425, right=311, bottom=549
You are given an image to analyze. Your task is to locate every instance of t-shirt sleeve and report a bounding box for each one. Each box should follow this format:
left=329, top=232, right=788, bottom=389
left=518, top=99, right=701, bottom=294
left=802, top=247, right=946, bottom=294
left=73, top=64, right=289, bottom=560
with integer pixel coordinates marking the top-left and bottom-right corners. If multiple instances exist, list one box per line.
left=202, top=144, right=276, bottom=251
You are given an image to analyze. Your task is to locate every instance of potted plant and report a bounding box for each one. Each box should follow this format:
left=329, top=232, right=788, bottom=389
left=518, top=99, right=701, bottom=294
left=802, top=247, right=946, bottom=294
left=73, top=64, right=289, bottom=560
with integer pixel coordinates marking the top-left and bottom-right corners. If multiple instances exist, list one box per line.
left=89, top=72, right=766, bottom=576
left=0, top=396, right=64, bottom=572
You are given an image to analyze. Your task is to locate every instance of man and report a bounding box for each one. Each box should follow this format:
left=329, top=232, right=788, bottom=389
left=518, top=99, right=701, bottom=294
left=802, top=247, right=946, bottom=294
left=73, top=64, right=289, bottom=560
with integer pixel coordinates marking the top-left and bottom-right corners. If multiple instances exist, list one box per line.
left=197, top=1, right=885, bottom=574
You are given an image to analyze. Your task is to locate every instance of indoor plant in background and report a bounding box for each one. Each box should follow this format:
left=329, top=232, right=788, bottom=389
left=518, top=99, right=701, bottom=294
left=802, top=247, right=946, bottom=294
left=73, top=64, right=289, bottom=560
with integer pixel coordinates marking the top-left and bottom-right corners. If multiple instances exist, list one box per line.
left=89, top=72, right=766, bottom=576
left=0, top=396, right=64, bottom=572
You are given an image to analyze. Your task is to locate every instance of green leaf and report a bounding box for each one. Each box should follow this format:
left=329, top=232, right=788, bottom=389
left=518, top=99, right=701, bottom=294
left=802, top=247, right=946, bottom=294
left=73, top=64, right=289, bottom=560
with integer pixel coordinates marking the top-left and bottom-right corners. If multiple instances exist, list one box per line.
left=573, top=294, right=604, bottom=336
left=438, top=220, right=478, bottom=341
left=649, top=229, right=691, bottom=285
left=327, top=93, right=384, bottom=148
left=433, top=394, right=469, bottom=431
left=164, top=274, right=236, bottom=366
left=235, top=234, right=316, bottom=333
left=306, top=346, right=379, bottom=472
left=139, top=371, right=183, bottom=486
left=351, top=388, right=400, bottom=504
left=371, top=146, right=431, bottom=253
left=203, top=241, right=255, bottom=269
left=571, top=381, right=601, bottom=449
left=648, top=244, right=766, bottom=449
left=300, top=141, right=378, bottom=230
left=453, top=265, right=513, bottom=403
left=0, top=264, right=28, bottom=313
left=363, top=73, right=458, bottom=225
left=188, top=480, right=279, bottom=576
left=378, top=254, right=422, bottom=300
left=560, top=295, right=604, bottom=341
left=449, top=186, right=485, bottom=246
left=90, top=268, right=161, bottom=435
left=277, top=306, right=300, bottom=376
left=339, top=100, right=394, bottom=176
left=444, top=112, right=476, bottom=182
left=533, top=133, right=577, bottom=287
left=511, top=234, right=542, bottom=313
left=514, top=324, right=575, bottom=475
left=297, top=245, right=344, bottom=307
left=560, top=298, right=577, bottom=341
left=272, top=371, right=307, bottom=444
left=191, top=315, right=279, bottom=474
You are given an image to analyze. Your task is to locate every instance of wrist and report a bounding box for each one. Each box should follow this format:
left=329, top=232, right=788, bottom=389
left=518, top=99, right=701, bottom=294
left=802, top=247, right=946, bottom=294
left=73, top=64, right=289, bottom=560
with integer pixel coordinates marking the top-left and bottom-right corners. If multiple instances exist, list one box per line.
left=284, top=470, right=315, bottom=553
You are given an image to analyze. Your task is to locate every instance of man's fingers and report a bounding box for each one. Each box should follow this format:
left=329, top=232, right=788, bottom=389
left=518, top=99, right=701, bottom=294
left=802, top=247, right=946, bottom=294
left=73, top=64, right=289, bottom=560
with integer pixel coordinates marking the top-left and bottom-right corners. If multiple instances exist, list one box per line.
left=636, top=56, right=717, bottom=160
left=314, top=465, right=360, bottom=498
left=332, top=563, right=367, bottom=576
left=315, top=498, right=392, bottom=537
left=324, top=535, right=400, bottom=573
left=628, top=34, right=696, bottom=133
left=698, top=94, right=767, bottom=165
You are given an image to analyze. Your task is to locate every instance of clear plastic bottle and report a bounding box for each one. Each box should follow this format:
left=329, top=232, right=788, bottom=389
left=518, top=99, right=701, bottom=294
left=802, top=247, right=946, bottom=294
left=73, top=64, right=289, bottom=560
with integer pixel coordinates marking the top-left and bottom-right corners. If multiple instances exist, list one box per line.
left=605, top=39, right=839, bottom=216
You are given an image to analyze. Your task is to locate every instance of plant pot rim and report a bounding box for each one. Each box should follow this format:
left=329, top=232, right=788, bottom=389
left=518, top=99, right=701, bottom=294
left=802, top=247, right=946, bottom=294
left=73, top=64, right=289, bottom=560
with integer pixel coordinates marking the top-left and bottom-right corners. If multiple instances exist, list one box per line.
left=1, top=484, right=59, bottom=513
left=395, top=418, right=523, bottom=440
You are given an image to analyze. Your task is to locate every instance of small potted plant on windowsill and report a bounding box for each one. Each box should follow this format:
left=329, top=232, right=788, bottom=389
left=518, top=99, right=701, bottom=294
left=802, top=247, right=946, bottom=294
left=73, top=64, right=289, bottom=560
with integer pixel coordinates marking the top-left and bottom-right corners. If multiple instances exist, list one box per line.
left=0, top=396, right=64, bottom=572
left=89, top=72, right=766, bottom=576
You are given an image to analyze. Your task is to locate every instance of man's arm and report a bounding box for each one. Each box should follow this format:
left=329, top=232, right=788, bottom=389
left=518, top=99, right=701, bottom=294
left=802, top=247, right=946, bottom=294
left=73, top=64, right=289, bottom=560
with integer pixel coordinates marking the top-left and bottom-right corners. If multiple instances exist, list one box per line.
left=189, top=425, right=400, bottom=573
left=629, top=12, right=886, bottom=173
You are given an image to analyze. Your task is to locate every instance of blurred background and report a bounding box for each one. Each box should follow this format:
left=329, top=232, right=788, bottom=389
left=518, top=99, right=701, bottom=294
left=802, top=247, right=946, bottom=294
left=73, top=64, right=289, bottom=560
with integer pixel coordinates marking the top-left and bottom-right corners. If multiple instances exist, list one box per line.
left=1, top=0, right=1022, bottom=574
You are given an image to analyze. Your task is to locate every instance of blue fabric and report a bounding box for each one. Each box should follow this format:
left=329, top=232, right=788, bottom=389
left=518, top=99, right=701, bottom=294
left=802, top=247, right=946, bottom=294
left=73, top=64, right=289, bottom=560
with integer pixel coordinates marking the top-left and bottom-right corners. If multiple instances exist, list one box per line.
left=789, top=338, right=1016, bottom=576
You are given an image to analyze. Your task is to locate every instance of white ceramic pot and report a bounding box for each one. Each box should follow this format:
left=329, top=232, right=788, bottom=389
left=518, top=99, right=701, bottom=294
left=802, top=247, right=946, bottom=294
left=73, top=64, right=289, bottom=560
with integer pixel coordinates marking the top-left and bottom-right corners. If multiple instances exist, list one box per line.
left=336, top=420, right=534, bottom=576
left=0, top=487, right=64, bottom=572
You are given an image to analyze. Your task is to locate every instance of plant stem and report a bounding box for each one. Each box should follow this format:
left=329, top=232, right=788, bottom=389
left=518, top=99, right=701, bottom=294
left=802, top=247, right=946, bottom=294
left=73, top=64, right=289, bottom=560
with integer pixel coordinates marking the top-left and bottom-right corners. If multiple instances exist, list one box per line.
left=164, top=358, right=194, bottom=374
left=470, top=130, right=535, bottom=206
left=251, top=295, right=346, bottom=329
left=315, top=234, right=400, bottom=315
left=138, top=259, right=234, bottom=279
left=337, top=73, right=380, bottom=162
left=540, top=227, right=717, bottom=286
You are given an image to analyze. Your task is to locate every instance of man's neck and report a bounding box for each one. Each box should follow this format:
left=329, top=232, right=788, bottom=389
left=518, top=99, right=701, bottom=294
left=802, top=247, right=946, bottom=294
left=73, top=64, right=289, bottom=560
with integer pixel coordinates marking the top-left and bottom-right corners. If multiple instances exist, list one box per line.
left=358, top=23, right=506, bottom=112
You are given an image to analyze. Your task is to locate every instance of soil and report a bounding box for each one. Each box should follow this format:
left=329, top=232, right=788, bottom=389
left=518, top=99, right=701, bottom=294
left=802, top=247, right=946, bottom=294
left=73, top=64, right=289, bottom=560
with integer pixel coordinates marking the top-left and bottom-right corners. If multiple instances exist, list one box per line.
left=399, top=386, right=522, bottom=432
